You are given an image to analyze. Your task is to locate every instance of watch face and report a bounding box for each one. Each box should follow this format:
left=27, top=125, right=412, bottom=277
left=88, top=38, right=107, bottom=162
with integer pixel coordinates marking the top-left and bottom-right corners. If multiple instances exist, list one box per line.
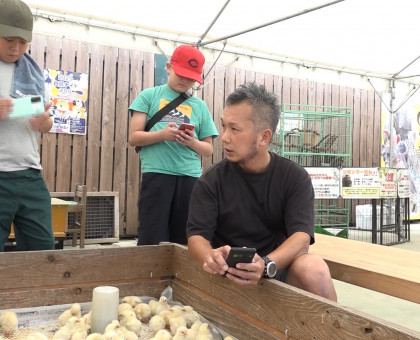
left=267, top=262, right=277, bottom=277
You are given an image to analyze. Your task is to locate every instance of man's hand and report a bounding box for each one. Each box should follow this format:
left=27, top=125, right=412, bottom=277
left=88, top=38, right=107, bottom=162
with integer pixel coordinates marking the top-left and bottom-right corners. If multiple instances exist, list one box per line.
left=225, top=256, right=265, bottom=286
left=202, top=245, right=230, bottom=275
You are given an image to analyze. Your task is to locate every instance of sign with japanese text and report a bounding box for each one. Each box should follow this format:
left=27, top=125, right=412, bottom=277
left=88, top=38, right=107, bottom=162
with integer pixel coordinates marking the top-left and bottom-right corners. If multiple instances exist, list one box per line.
left=341, top=168, right=380, bottom=198
left=379, top=168, right=398, bottom=198
left=397, top=169, right=411, bottom=198
left=306, top=167, right=340, bottom=199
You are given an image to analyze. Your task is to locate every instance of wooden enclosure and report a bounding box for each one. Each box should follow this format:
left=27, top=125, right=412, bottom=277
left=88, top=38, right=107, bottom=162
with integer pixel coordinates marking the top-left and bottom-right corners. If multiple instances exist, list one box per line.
left=29, top=33, right=382, bottom=237
left=0, top=244, right=418, bottom=339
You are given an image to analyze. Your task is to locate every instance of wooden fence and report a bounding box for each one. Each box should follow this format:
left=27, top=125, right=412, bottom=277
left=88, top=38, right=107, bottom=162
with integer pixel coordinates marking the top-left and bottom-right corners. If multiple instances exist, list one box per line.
left=29, top=33, right=382, bottom=237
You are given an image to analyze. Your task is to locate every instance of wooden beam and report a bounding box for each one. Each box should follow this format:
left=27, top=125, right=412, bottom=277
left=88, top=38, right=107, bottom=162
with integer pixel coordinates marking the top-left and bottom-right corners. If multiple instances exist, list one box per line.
left=310, top=234, right=420, bottom=303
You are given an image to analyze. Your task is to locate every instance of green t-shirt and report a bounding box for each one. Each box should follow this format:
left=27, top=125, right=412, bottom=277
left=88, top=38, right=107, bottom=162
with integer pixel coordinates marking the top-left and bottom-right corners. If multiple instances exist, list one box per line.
left=129, top=84, right=219, bottom=177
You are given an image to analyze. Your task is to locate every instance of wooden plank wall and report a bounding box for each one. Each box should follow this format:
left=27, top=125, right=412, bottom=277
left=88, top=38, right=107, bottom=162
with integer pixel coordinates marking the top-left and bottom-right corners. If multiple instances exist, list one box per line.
left=29, top=34, right=382, bottom=237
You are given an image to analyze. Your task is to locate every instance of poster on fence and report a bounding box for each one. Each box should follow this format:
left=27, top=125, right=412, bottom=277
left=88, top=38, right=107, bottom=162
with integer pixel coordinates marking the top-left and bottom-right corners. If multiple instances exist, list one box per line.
left=340, top=167, right=380, bottom=198
left=44, top=69, right=88, bottom=135
left=306, top=167, right=340, bottom=199
left=397, top=169, right=411, bottom=198
left=379, top=168, right=397, bottom=198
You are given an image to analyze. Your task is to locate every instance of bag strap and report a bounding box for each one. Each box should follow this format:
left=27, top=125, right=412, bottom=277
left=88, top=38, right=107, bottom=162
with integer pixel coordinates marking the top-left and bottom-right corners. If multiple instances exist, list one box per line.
left=135, top=91, right=191, bottom=153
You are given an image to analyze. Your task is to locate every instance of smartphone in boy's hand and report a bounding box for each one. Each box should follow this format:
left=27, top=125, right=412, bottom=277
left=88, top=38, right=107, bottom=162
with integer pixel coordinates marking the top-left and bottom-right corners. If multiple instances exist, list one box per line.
left=178, top=123, right=195, bottom=131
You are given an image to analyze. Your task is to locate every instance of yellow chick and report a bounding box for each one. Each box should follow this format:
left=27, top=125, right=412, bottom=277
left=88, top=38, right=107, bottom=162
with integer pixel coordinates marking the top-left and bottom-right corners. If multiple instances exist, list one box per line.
left=148, top=314, right=166, bottom=334
left=58, top=304, right=82, bottom=326
left=133, top=302, right=151, bottom=322
left=52, top=325, right=74, bottom=340
left=188, top=319, right=203, bottom=339
left=103, top=320, right=121, bottom=333
left=148, top=298, right=160, bottom=316
left=121, top=296, right=142, bottom=308
left=150, top=329, right=172, bottom=340
left=180, top=306, right=200, bottom=328
left=85, top=334, right=105, bottom=340
left=70, top=329, right=87, bottom=340
left=65, top=317, right=86, bottom=333
left=172, top=326, right=189, bottom=340
left=121, top=328, right=137, bottom=340
left=0, top=311, right=18, bottom=338
left=224, top=337, right=234, bottom=340
left=167, top=307, right=186, bottom=335
left=22, top=332, right=49, bottom=340
left=119, top=312, right=141, bottom=336
left=155, top=296, right=170, bottom=315
left=117, top=303, right=133, bottom=315
left=196, top=322, right=214, bottom=340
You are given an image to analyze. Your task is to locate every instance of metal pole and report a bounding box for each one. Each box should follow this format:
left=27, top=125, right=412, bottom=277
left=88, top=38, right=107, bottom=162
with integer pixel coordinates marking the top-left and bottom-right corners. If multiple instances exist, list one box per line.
left=196, top=0, right=231, bottom=47
left=392, top=55, right=420, bottom=78
left=197, top=0, right=345, bottom=47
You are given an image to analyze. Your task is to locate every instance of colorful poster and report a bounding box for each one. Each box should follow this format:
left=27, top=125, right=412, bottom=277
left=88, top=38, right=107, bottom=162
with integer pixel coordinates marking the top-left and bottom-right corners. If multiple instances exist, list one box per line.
left=44, top=69, right=88, bottom=135
left=397, top=169, right=410, bottom=198
left=341, top=168, right=380, bottom=198
left=381, top=92, right=420, bottom=217
left=379, top=168, right=397, bottom=198
left=306, top=167, right=340, bottom=199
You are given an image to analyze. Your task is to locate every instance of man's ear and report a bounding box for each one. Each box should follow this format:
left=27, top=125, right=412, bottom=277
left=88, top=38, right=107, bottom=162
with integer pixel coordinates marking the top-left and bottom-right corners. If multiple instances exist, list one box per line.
left=259, top=128, right=273, bottom=146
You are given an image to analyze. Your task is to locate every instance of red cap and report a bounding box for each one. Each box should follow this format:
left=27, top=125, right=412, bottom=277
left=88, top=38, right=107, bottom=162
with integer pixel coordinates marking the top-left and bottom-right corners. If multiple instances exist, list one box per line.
left=170, top=45, right=205, bottom=84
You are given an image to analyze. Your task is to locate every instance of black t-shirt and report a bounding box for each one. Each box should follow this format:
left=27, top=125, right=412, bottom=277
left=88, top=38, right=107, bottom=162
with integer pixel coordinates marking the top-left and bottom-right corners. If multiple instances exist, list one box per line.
left=186, top=152, right=315, bottom=256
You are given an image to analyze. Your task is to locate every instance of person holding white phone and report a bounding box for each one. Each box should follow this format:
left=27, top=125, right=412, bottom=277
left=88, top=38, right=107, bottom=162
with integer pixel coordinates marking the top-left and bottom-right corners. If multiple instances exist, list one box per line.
left=128, top=45, right=219, bottom=246
left=0, top=0, right=54, bottom=251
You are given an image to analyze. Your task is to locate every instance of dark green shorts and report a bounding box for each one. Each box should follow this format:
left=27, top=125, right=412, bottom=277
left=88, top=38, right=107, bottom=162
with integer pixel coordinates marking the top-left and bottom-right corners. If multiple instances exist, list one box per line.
left=0, top=168, right=54, bottom=251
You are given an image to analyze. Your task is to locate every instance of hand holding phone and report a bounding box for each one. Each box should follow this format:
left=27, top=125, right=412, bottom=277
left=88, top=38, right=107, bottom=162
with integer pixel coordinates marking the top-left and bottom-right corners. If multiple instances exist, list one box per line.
left=10, top=96, right=44, bottom=119
left=226, top=247, right=256, bottom=268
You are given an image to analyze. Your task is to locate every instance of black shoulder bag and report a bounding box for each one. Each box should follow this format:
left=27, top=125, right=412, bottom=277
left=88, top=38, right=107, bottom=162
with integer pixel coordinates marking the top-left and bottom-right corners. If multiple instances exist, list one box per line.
left=135, top=91, right=191, bottom=153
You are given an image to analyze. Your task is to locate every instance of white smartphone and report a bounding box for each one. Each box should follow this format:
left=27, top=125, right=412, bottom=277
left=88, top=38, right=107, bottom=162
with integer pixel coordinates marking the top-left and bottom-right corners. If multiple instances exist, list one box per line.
left=10, top=95, right=44, bottom=119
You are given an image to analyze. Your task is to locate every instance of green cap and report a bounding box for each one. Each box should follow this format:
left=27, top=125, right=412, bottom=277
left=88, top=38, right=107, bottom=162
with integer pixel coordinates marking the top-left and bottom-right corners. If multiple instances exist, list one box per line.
left=0, top=0, right=33, bottom=42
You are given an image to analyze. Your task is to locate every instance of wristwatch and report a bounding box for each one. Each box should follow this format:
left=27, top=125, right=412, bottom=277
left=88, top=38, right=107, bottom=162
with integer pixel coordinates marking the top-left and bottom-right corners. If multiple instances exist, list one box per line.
left=262, top=256, right=277, bottom=278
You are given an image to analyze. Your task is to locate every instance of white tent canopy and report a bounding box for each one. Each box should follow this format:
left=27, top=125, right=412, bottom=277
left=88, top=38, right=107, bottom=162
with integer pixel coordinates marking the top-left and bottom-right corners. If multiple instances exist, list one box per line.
left=25, top=0, right=420, bottom=88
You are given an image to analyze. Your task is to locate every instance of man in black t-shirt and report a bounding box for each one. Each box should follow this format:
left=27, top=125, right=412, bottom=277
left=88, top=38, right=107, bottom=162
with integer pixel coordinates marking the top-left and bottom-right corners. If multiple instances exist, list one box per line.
left=186, top=82, right=337, bottom=301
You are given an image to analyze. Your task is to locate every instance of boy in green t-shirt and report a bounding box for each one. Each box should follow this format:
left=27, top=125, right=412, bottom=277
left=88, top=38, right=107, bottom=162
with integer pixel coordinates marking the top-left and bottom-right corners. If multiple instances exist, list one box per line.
left=129, top=44, right=219, bottom=245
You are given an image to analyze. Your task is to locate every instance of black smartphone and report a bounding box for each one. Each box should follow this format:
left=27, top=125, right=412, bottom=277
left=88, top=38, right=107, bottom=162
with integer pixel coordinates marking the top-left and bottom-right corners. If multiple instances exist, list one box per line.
left=226, top=247, right=256, bottom=268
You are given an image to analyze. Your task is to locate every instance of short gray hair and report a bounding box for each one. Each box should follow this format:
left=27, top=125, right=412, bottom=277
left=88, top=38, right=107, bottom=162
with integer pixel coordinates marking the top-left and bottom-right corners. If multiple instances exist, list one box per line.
left=225, top=82, right=280, bottom=134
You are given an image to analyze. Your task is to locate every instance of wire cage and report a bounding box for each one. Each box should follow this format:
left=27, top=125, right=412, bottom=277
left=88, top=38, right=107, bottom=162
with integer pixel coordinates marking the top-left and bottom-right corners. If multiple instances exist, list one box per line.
left=271, top=104, right=352, bottom=233
left=350, top=198, right=410, bottom=245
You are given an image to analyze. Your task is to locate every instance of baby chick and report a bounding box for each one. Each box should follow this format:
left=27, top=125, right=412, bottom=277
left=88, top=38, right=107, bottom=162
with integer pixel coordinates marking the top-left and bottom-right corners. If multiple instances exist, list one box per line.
left=189, top=319, right=203, bottom=339
left=22, top=332, right=49, bottom=340
left=155, top=296, right=170, bottom=315
left=52, top=325, right=74, bottom=340
left=133, top=302, right=151, bottom=322
left=119, top=310, right=141, bottom=336
left=180, top=306, right=200, bottom=328
left=148, top=314, right=166, bottom=334
left=148, top=299, right=159, bottom=316
left=117, top=303, right=133, bottom=315
left=121, top=296, right=142, bottom=308
left=58, top=304, right=82, bottom=326
left=150, top=329, right=172, bottom=340
left=85, top=334, right=105, bottom=340
left=196, top=322, right=214, bottom=340
left=167, top=307, right=186, bottom=335
left=0, top=311, right=18, bottom=338
left=103, top=320, right=126, bottom=340
left=70, top=329, right=87, bottom=340
left=172, top=326, right=189, bottom=340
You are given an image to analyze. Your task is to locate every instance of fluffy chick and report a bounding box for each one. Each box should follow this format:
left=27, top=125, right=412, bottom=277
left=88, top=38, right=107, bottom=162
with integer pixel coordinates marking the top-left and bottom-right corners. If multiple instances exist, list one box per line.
left=196, top=322, right=214, bottom=340
left=52, top=325, right=74, bottom=340
left=155, top=296, right=170, bottom=315
left=70, top=329, right=87, bottom=340
left=119, top=311, right=141, bottom=336
left=22, top=332, right=49, bottom=340
left=117, top=303, right=133, bottom=315
left=167, top=307, right=186, bottom=335
left=121, top=296, right=142, bottom=308
left=103, top=320, right=126, bottom=340
left=148, top=299, right=159, bottom=316
left=58, top=304, right=82, bottom=326
left=180, top=306, right=200, bottom=328
left=85, top=334, right=105, bottom=340
left=150, top=329, right=172, bottom=340
left=0, top=311, right=18, bottom=338
left=148, top=314, right=165, bottom=334
left=172, top=326, right=189, bottom=340
left=133, top=302, right=151, bottom=322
